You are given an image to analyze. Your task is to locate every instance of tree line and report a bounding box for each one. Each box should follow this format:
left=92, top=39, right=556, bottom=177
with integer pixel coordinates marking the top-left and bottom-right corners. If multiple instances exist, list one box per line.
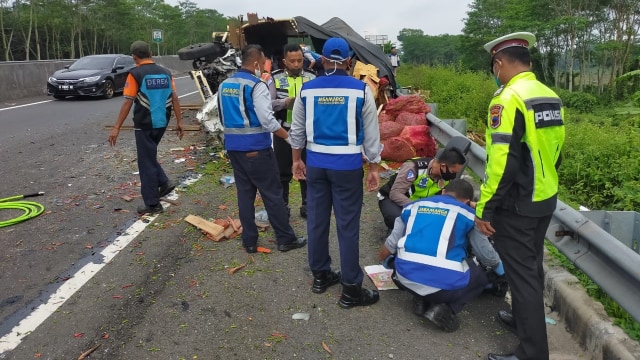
left=0, top=0, right=229, bottom=61
left=398, top=0, right=640, bottom=94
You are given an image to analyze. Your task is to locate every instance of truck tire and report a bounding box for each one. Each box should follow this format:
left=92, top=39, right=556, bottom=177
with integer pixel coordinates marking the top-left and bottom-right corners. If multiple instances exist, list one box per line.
left=178, top=43, right=225, bottom=61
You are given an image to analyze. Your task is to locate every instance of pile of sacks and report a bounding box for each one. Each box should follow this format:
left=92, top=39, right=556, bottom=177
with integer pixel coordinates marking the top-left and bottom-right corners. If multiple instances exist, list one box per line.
left=379, top=95, right=437, bottom=162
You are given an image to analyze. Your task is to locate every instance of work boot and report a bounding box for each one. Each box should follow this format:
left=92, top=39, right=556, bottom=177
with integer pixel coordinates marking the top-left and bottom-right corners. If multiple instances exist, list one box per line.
left=497, top=310, right=517, bottom=334
left=277, top=236, right=307, bottom=252
left=413, top=295, right=428, bottom=315
left=137, top=204, right=163, bottom=215
left=338, top=283, right=379, bottom=309
left=158, top=180, right=176, bottom=198
left=312, top=270, right=341, bottom=294
left=423, top=303, right=459, bottom=332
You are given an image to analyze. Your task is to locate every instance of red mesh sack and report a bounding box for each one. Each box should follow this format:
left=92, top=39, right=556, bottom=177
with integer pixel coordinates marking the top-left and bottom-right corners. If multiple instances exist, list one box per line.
left=384, top=95, right=431, bottom=118
left=381, top=137, right=416, bottom=162
left=399, top=125, right=437, bottom=158
left=378, top=112, right=395, bottom=123
left=379, top=121, right=405, bottom=140
left=395, top=112, right=427, bottom=127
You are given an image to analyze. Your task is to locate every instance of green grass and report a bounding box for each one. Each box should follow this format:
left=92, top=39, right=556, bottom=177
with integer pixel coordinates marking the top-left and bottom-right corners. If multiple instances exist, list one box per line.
left=545, top=242, right=640, bottom=341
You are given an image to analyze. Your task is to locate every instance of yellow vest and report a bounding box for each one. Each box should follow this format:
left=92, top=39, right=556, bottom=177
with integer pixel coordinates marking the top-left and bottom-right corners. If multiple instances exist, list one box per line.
left=272, top=70, right=315, bottom=126
left=476, top=72, right=565, bottom=220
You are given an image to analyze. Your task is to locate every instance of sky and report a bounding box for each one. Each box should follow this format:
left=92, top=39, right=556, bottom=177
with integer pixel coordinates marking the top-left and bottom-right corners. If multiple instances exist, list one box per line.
left=169, top=0, right=474, bottom=44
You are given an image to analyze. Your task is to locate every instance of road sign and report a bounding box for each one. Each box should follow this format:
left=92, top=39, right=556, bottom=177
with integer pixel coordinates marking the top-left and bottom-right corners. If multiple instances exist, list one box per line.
left=152, top=29, right=163, bottom=43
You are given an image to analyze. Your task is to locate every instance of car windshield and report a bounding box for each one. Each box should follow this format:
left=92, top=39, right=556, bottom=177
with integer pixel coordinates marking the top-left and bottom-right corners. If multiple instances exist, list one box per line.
left=69, top=57, right=115, bottom=70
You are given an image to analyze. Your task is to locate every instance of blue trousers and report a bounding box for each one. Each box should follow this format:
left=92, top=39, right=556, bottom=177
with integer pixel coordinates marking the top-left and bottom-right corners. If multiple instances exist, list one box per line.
left=135, top=128, right=168, bottom=206
left=227, top=148, right=297, bottom=248
left=422, top=259, right=489, bottom=313
left=306, top=166, right=364, bottom=285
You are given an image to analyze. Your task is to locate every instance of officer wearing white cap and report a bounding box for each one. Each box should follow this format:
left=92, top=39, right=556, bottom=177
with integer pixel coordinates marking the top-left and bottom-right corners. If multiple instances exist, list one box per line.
left=475, top=32, right=565, bottom=360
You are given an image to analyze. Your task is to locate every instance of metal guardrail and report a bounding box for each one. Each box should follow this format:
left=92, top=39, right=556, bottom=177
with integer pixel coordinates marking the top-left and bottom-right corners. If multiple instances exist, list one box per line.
left=427, top=113, right=640, bottom=323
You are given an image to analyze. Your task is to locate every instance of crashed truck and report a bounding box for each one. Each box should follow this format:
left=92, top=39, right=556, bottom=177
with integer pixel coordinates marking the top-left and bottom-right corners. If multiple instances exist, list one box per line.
left=176, top=14, right=398, bottom=142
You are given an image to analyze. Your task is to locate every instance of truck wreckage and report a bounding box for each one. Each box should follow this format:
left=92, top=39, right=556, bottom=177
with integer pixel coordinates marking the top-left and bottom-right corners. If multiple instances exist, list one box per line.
left=177, top=14, right=398, bottom=143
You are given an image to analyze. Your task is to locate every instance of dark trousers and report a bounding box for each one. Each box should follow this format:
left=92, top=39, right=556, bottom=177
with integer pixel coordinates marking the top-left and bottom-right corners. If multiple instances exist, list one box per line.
left=135, top=128, right=168, bottom=206
left=273, top=134, right=307, bottom=205
left=378, top=197, right=402, bottom=229
left=227, top=148, right=297, bottom=248
left=423, top=260, right=489, bottom=313
left=492, top=208, right=552, bottom=360
left=306, top=166, right=364, bottom=285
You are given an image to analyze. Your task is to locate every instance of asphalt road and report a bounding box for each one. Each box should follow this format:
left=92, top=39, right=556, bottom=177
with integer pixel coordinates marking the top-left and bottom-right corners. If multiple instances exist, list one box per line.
left=0, top=76, right=587, bottom=359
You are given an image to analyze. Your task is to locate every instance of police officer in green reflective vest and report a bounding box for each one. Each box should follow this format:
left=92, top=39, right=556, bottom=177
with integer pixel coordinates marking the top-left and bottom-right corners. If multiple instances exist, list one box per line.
left=268, top=44, right=316, bottom=218
left=475, top=32, right=565, bottom=360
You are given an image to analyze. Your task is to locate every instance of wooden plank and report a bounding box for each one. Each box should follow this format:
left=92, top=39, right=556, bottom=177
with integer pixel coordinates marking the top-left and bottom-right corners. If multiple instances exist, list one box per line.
left=184, top=214, right=225, bottom=238
left=104, top=125, right=201, bottom=131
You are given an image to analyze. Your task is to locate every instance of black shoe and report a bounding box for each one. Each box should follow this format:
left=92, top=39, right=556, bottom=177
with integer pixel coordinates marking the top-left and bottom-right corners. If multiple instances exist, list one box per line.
left=299, top=205, right=307, bottom=219
left=413, top=295, right=427, bottom=316
left=137, top=204, right=163, bottom=215
left=245, top=246, right=257, bottom=254
left=159, top=180, right=176, bottom=198
left=277, top=236, right=307, bottom=252
left=312, top=270, right=341, bottom=294
left=497, top=310, right=517, bottom=334
left=487, top=354, right=519, bottom=360
left=423, top=303, right=460, bottom=332
left=338, top=283, right=379, bottom=309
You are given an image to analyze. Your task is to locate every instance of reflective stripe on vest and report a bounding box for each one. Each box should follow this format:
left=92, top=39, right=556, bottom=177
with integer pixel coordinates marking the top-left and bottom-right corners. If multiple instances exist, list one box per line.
left=218, top=72, right=271, bottom=151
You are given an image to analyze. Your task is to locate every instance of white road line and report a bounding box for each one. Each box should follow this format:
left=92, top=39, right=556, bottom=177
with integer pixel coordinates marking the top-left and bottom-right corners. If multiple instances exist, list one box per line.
left=0, top=90, right=199, bottom=113
left=0, top=100, right=52, bottom=112
left=0, top=175, right=202, bottom=354
left=179, top=90, right=199, bottom=98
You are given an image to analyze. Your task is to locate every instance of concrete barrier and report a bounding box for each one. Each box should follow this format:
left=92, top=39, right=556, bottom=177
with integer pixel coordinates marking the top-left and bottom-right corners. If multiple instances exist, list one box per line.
left=0, top=55, right=194, bottom=103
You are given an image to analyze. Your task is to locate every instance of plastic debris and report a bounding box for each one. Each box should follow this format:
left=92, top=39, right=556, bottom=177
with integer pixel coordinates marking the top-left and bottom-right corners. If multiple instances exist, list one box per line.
left=174, top=158, right=186, bottom=163
left=545, top=317, right=557, bottom=325
left=255, top=209, right=268, bottom=223
left=219, top=175, right=235, bottom=188
left=292, top=312, right=310, bottom=321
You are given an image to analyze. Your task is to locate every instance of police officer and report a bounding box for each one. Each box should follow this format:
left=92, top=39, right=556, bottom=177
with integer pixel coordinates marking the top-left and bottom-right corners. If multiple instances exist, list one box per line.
left=269, top=44, right=316, bottom=218
left=109, top=40, right=184, bottom=215
left=289, top=37, right=382, bottom=308
left=378, top=147, right=466, bottom=229
left=217, top=44, right=307, bottom=254
left=475, top=32, right=565, bottom=360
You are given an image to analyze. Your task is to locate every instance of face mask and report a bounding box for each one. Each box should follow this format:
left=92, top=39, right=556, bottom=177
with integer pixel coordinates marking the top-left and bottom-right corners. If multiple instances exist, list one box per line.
left=441, top=168, right=457, bottom=181
left=494, top=75, right=501, bottom=87
left=254, top=63, right=262, bottom=78
left=493, top=61, right=501, bottom=87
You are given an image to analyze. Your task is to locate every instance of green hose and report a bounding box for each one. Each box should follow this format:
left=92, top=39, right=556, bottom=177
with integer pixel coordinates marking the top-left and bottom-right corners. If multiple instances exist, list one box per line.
left=0, top=192, right=45, bottom=228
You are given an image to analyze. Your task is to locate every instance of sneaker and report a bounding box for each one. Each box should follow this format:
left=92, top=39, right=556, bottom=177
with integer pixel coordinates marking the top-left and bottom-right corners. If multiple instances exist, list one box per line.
left=277, top=236, right=307, bottom=252
left=423, top=303, right=459, bottom=332
left=137, top=204, right=163, bottom=215
left=159, top=180, right=176, bottom=198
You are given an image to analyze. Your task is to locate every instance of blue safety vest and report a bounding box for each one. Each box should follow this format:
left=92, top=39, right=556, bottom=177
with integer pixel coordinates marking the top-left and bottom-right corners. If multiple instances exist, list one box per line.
left=298, top=73, right=367, bottom=170
left=130, top=63, right=173, bottom=129
left=395, top=194, right=475, bottom=293
left=217, top=71, right=271, bottom=151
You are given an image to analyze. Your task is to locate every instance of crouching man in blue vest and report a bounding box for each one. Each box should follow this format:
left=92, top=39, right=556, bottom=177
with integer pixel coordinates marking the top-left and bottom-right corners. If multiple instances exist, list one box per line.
left=379, top=179, right=505, bottom=332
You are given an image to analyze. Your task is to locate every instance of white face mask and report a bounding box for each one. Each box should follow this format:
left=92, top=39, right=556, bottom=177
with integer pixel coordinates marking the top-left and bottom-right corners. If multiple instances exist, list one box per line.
left=254, top=63, right=262, bottom=78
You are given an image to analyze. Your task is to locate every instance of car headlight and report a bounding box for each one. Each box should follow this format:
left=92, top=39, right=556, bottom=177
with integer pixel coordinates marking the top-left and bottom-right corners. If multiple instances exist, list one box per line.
left=48, top=76, right=57, bottom=83
left=79, top=76, right=101, bottom=83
